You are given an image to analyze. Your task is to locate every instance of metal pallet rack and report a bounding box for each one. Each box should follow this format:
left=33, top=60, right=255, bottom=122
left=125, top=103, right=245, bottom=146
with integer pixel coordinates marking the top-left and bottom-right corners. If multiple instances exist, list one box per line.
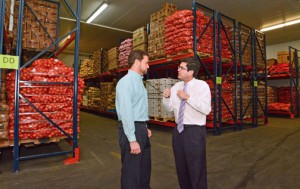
left=238, top=23, right=268, bottom=129
left=253, top=30, right=268, bottom=126
left=11, top=0, right=82, bottom=172
left=193, top=1, right=240, bottom=135
left=268, top=46, right=300, bottom=118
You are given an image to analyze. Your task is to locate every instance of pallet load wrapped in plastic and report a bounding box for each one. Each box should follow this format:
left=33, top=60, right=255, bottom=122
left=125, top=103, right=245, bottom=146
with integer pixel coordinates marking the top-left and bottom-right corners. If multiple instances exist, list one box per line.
left=119, top=38, right=133, bottom=68
left=164, top=10, right=232, bottom=60
left=6, top=58, right=84, bottom=141
left=146, top=78, right=179, bottom=121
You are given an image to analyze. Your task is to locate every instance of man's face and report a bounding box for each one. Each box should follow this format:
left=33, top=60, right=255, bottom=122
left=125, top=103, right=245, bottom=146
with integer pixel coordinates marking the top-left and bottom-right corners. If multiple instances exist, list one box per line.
left=177, top=62, right=189, bottom=81
left=138, top=55, right=149, bottom=75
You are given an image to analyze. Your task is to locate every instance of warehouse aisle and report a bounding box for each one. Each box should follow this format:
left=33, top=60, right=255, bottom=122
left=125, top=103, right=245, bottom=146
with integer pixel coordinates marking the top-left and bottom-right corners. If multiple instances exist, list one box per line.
left=0, top=112, right=300, bottom=189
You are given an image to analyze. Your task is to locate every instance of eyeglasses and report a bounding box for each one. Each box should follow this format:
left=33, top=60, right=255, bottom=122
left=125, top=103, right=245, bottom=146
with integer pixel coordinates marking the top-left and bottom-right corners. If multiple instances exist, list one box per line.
left=178, top=66, right=188, bottom=70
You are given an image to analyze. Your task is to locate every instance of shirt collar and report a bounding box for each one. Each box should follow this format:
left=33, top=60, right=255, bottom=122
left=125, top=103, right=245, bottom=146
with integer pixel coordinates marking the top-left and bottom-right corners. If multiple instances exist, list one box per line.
left=182, top=78, right=196, bottom=88
left=128, top=70, right=144, bottom=79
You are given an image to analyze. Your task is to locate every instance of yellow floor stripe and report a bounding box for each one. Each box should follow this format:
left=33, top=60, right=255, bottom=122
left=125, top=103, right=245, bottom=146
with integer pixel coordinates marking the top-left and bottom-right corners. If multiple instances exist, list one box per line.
left=110, top=151, right=121, bottom=160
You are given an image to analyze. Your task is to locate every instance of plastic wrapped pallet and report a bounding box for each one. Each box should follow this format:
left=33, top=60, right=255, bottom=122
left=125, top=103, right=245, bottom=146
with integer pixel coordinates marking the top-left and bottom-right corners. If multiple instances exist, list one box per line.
left=146, top=78, right=179, bottom=120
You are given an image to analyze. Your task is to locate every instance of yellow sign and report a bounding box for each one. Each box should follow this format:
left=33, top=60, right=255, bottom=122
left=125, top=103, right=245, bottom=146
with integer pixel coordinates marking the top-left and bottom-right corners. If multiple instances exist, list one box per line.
left=254, top=81, right=258, bottom=87
left=0, top=55, right=19, bottom=69
left=216, top=77, right=222, bottom=84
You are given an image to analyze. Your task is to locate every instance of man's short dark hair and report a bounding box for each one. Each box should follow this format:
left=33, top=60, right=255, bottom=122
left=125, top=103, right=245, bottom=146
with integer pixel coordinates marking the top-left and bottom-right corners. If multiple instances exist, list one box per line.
left=128, top=50, right=149, bottom=68
left=180, top=57, right=200, bottom=77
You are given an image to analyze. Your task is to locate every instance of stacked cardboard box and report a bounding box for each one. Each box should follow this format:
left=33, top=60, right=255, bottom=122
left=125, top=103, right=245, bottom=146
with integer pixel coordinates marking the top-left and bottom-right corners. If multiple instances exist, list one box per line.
left=132, top=27, right=148, bottom=52
left=7, top=0, right=58, bottom=50
left=99, top=81, right=116, bottom=112
left=87, top=87, right=101, bottom=109
left=108, top=47, right=119, bottom=71
left=101, top=49, right=109, bottom=73
left=79, top=59, right=92, bottom=78
left=268, top=86, right=278, bottom=104
left=231, top=27, right=252, bottom=66
left=277, top=51, right=294, bottom=64
left=146, top=78, right=179, bottom=119
left=236, top=82, right=252, bottom=119
left=257, top=82, right=266, bottom=117
left=255, top=32, right=266, bottom=68
left=148, top=3, right=177, bottom=60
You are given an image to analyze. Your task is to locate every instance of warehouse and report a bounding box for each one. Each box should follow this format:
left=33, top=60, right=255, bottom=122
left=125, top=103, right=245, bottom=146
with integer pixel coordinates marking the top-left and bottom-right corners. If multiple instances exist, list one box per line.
left=0, top=0, right=300, bottom=188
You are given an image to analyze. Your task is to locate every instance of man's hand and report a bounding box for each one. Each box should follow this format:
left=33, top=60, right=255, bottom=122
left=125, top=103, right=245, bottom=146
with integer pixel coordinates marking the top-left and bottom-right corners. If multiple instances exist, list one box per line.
left=130, top=141, right=141, bottom=154
left=177, top=89, right=189, bottom=100
left=147, top=129, right=152, bottom=138
left=163, top=88, right=171, bottom=98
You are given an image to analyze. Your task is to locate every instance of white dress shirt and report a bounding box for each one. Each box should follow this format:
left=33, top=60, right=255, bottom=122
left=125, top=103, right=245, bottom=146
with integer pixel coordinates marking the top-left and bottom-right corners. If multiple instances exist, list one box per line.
left=162, top=78, right=211, bottom=126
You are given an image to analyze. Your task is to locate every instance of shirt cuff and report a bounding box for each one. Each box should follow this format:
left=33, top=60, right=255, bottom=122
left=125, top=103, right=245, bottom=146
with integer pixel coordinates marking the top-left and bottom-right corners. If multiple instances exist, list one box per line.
left=127, top=135, right=136, bottom=142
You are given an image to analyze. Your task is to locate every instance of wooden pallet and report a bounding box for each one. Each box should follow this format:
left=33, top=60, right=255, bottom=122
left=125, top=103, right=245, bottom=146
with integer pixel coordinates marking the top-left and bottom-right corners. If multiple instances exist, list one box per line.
left=2, top=136, right=69, bottom=147
left=0, top=139, right=10, bottom=148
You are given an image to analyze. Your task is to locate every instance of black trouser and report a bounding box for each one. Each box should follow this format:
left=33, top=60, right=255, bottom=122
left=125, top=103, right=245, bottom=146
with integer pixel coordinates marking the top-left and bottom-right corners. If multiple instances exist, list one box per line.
left=119, top=122, right=151, bottom=189
left=173, top=125, right=207, bottom=189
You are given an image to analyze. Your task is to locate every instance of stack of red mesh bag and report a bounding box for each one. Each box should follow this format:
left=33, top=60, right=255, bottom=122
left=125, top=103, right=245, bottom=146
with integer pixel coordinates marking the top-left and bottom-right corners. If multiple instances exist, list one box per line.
left=164, top=10, right=232, bottom=60
left=6, top=58, right=84, bottom=140
left=205, top=79, right=234, bottom=121
left=268, top=87, right=296, bottom=112
left=268, top=63, right=290, bottom=74
left=119, top=38, right=133, bottom=68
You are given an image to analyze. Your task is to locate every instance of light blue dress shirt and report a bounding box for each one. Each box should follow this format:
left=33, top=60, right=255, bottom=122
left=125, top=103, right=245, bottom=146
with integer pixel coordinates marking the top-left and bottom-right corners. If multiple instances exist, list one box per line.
left=116, top=70, right=149, bottom=142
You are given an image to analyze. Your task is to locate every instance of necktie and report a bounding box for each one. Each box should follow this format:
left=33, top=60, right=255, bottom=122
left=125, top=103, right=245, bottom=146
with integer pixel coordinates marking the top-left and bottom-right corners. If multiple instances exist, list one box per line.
left=177, top=83, right=187, bottom=133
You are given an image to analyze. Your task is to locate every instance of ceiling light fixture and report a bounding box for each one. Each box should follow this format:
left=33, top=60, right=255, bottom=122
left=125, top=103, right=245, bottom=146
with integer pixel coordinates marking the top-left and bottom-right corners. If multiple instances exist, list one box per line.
left=86, top=3, right=108, bottom=23
left=260, top=19, right=300, bottom=32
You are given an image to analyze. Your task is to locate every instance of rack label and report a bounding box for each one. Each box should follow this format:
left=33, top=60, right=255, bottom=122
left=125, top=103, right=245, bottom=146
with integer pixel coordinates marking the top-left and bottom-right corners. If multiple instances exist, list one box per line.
left=216, top=77, right=222, bottom=84
left=0, top=55, right=19, bottom=69
left=254, top=81, right=258, bottom=87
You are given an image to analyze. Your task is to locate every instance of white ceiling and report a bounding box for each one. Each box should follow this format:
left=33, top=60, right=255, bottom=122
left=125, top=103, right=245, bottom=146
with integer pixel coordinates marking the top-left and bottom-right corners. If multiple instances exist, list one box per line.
left=58, top=0, right=300, bottom=54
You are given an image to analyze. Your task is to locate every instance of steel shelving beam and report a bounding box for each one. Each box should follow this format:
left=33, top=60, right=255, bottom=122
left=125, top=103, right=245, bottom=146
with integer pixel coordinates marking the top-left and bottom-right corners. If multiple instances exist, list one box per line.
left=0, top=0, right=6, bottom=87
left=13, top=0, right=82, bottom=172
left=193, top=0, right=219, bottom=135
left=238, top=23, right=254, bottom=130
left=216, top=13, right=237, bottom=134
left=289, top=46, right=300, bottom=117
left=254, top=30, right=267, bottom=125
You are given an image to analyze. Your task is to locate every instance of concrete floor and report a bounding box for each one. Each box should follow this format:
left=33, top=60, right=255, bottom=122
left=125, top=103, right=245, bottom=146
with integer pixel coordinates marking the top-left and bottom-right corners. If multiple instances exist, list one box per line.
left=0, top=112, right=300, bottom=189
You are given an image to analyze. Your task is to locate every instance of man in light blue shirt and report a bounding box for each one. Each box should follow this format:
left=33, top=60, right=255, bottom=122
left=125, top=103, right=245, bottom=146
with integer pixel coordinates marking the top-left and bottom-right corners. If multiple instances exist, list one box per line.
left=116, top=50, right=152, bottom=189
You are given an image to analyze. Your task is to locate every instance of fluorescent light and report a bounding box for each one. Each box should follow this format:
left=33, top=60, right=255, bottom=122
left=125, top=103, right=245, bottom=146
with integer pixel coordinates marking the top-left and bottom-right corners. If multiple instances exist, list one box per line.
left=260, top=19, right=300, bottom=32
left=86, top=3, right=108, bottom=23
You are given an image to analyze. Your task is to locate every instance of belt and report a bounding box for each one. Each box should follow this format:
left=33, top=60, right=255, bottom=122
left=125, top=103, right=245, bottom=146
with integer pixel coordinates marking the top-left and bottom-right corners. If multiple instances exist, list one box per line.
left=183, top=124, right=205, bottom=127
left=118, top=121, right=148, bottom=124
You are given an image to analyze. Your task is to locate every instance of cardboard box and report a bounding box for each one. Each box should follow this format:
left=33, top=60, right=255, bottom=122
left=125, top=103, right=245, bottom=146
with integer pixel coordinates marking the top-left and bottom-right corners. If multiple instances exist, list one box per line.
left=133, top=27, right=147, bottom=38
left=277, top=51, right=294, bottom=63
left=133, top=34, right=147, bottom=47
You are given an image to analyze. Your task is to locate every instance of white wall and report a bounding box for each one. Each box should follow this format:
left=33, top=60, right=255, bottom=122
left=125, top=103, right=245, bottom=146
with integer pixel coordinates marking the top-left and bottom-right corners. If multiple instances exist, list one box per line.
left=58, top=52, right=91, bottom=68
left=266, top=40, right=300, bottom=59
left=266, top=40, right=300, bottom=87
